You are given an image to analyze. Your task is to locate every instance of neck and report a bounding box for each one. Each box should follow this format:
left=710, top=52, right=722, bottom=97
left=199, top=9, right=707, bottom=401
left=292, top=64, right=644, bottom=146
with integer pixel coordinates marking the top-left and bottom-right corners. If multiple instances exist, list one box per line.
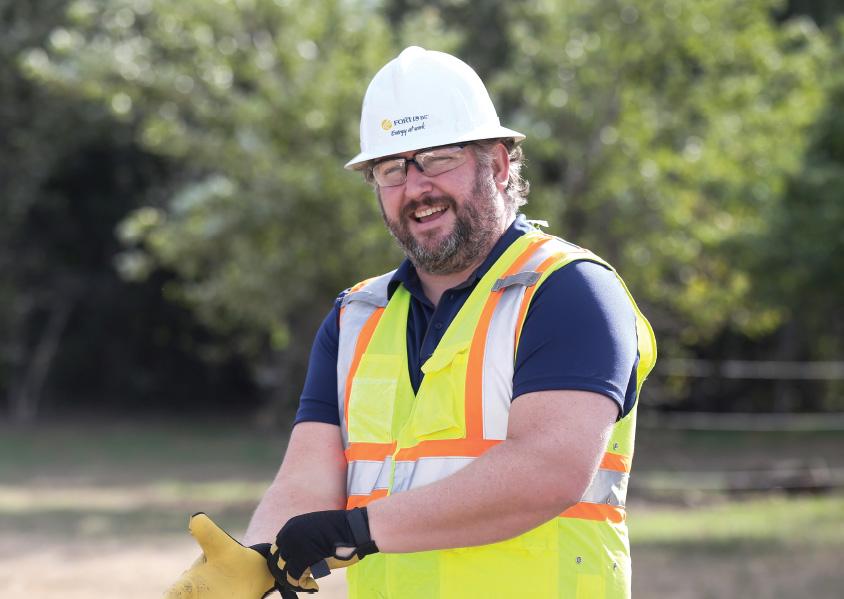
left=417, top=261, right=482, bottom=307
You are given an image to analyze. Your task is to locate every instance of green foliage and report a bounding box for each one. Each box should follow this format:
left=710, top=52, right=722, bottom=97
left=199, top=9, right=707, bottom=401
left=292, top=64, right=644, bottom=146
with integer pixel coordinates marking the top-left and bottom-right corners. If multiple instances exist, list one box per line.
left=18, top=0, right=843, bottom=412
left=487, top=0, right=829, bottom=351
left=742, top=22, right=844, bottom=407
left=0, top=0, right=114, bottom=420
left=631, top=493, right=844, bottom=548
left=1, top=1, right=264, bottom=422
left=24, top=0, right=406, bottom=357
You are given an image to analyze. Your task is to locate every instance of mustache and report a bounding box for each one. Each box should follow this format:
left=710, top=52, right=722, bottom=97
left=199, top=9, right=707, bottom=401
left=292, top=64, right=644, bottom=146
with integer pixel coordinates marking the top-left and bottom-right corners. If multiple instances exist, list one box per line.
left=401, top=196, right=457, bottom=220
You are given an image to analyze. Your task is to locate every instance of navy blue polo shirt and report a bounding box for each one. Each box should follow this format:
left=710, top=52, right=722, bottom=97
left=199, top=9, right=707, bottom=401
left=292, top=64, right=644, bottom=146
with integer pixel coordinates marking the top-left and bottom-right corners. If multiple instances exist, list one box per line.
left=295, top=215, right=640, bottom=425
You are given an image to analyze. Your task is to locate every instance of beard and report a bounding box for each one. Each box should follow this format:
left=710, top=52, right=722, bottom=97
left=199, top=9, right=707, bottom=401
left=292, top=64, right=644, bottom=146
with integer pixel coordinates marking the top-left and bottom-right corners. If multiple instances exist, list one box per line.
left=379, top=166, right=506, bottom=275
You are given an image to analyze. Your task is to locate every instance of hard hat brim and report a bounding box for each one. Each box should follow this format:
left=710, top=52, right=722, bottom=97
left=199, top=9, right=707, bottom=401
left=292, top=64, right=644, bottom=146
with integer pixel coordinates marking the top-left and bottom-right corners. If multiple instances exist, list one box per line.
left=344, top=126, right=526, bottom=171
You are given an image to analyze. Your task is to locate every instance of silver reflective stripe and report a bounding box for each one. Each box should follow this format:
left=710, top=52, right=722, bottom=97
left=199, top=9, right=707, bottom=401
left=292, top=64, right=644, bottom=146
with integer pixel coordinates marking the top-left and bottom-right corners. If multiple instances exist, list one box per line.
left=580, top=469, right=628, bottom=507
left=480, top=240, right=563, bottom=439
left=392, top=456, right=475, bottom=494
left=341, top=289, right=388, bottom=309
left=391, top=456, right=628, bottom=508
left=491, top=271, right=541, bottom=291
left=336, top=304, right=373, bottom=448
left=481, top=288, right=519, bottom=439
left=341, top=270, right=395, bottom=309
left=337, top=271, right=395, bottom=448
left=347, top=457, right=393, bottom=496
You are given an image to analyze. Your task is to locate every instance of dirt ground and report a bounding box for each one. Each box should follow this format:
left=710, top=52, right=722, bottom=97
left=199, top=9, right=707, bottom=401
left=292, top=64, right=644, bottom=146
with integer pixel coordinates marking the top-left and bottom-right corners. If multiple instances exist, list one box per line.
left=0, top=533, right=349, bottom=599
left=632, top=544, right=842, bottom=599
left=2, top=530, right=841, bottom=599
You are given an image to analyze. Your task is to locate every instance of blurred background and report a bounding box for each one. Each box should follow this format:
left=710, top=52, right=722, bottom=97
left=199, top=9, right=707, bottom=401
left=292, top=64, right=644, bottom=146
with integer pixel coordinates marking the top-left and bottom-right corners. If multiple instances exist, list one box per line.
left=1, top=0, right=843, bottom=597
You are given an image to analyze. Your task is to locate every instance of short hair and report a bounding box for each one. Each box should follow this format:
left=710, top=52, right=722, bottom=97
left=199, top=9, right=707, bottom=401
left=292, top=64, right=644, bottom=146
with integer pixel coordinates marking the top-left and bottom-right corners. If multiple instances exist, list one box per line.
left=471, top=139, right=529, bottom=209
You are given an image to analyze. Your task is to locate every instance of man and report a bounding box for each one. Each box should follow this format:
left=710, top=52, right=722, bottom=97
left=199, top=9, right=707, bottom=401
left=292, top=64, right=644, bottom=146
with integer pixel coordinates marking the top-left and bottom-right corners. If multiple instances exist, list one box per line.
left=166, top=46, right=656, bottom=599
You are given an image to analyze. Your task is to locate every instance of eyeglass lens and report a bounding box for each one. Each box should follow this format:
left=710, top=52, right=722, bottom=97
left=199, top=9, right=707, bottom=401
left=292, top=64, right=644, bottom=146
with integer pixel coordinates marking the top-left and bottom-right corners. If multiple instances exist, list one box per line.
left=373, top=145, right=468, bottom=187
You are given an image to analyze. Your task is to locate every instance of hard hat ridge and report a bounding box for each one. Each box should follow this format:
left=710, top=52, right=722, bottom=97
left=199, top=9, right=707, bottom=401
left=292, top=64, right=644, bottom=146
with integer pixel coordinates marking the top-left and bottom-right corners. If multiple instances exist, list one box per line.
left=345, top=46, right=525, bottom=170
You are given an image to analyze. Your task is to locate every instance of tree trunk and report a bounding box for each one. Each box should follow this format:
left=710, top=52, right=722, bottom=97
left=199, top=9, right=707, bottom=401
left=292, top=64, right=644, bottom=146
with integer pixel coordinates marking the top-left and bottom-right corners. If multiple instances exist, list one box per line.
left=8, top=294, right=75, bottom=425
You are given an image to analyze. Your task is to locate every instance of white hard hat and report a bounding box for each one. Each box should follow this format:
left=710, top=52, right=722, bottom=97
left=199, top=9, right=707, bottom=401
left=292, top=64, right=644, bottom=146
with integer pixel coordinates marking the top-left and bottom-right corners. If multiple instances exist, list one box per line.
left=345, top=46, right=525, bottom=170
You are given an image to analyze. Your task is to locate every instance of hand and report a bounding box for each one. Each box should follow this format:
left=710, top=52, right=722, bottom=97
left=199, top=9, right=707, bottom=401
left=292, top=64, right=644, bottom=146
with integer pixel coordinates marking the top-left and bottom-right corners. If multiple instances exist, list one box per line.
left=267, top=508, right=379, bottom=593
left=163, top=513, right=276, bottom=599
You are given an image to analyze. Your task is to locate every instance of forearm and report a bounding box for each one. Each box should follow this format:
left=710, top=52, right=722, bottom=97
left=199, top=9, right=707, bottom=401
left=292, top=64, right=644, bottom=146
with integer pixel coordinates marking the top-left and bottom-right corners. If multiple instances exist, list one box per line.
left=367, top=390, right=617, bottom=554
left=243, top=422, right=348, bottom=546
left=366, top=436, right=591, bottom=552
left=243, top=480, right=345, bottom=545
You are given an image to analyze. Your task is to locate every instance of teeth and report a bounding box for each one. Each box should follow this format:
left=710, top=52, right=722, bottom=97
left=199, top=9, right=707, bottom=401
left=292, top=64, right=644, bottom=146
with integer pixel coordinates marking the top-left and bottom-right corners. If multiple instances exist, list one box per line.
left=414, top=205, right=446, bottom=219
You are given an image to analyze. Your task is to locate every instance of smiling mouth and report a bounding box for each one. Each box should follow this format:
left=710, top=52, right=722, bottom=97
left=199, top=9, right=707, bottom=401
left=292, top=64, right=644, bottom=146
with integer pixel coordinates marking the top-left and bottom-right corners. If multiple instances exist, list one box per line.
left=412, top=204, right=448, bottom=223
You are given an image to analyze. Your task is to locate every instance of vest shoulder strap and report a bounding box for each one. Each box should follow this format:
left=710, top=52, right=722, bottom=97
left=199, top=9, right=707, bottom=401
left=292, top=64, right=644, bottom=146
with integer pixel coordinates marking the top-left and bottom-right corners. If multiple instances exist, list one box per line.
left=492, top=233, right=612, bottom=292
left=341, top=270, right=396, bottom=309
left=511, top=233, right=657, bottom=385
left=491, top=270, right=541, bottom=291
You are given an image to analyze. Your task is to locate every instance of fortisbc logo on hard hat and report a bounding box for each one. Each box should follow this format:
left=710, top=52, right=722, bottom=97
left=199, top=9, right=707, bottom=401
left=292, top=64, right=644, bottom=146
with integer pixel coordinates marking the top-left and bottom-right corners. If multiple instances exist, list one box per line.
left=382, top=114, right=429, bottom=139
left=345, top=46, right=525, bottom=170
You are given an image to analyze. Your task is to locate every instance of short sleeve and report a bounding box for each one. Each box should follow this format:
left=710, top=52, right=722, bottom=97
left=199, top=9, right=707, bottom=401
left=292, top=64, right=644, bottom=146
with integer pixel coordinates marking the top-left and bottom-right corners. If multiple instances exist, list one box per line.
left=294, top=299, right=343, bottom=426
left=512, top=260, right=639, bottom=418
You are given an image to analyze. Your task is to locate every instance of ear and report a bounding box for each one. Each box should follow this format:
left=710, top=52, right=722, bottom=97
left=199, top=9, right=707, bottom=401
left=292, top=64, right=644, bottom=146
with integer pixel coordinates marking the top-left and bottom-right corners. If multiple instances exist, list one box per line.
left=490, top=142, right=510, bottom=191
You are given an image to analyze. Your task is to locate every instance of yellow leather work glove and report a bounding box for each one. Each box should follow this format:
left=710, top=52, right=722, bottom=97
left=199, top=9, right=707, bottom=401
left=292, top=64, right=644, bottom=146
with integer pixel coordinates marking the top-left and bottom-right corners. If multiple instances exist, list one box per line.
left=163, top=512, right=281, bottom=599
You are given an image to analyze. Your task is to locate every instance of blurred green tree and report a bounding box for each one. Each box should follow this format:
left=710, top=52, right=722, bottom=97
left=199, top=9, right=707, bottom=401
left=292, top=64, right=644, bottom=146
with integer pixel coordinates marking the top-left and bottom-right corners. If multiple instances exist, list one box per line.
left=21, top=0, right=428, bottom=421
left=744, top=22, right=844, bottom=410
left=22, top=0, right=837, bottom=415
left=385, top=0, right=832, bottom=407
left=1, top=0, right=261, bottom=424
left=1, top=0, right=93, bottom=423
left=492, top=0, right=826, bottom=350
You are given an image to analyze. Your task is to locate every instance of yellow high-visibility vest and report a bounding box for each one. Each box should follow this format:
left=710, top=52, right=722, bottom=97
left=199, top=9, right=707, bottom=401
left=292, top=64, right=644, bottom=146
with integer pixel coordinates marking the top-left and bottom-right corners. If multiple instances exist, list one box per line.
left=336, top=230, right=657, bottom=598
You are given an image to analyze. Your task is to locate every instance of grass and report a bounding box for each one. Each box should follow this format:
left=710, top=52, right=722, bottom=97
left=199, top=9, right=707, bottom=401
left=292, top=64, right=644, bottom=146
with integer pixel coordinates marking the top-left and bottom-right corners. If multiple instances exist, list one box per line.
left=4, top=418, right=842, bottom=544
left=631, top=493, right=844, bottom=550
left=0, top=418, right=287, bottom=484
left=0, top=418, right=284, bottom=537
left=2, top=418, right=842, bottom=597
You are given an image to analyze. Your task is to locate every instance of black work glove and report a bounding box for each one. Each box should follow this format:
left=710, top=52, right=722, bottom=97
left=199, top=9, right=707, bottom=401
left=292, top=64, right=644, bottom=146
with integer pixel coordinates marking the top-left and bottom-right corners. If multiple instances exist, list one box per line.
left=267, top=507, right=380, bottom=594
left=248, top=543, right=301, bottom=599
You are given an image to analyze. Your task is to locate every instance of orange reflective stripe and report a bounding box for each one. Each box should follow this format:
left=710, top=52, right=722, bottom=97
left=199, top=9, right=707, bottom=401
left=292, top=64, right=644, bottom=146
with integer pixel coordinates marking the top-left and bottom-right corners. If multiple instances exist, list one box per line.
left=560, top=502, right=626, bottom=523
left=345, top=442, right=396, bottom=461
left=394, top=438, right=502, bottom=461
left=465, top=238, right=549, bottom=439
left=346, top=488, right=388, bottom=509
left=343, top=307, right=385, bottom=430
left=600, top=452, right=631, bottom=473
left=513, top=251, right=564, bottom=351
left=350, top=278, right=375, bottom=293
left=466, top=297, right=502, bottom=439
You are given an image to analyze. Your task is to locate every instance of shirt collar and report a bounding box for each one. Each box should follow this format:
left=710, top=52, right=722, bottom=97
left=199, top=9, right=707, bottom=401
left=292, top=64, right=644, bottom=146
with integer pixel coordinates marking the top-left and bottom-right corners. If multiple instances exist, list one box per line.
left=388, top=213, right=535, bottom=305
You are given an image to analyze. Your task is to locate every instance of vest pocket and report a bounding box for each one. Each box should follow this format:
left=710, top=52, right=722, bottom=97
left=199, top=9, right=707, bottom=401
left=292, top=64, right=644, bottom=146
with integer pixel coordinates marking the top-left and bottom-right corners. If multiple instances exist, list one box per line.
left=411, top=341, right=470, bottom=440
left=348, top=353, right=401, bottom=443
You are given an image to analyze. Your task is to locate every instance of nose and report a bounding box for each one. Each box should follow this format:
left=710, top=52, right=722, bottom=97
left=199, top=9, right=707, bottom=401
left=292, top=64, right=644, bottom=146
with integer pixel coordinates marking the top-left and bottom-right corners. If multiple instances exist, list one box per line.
left=403, top=160, right=432, bottom=200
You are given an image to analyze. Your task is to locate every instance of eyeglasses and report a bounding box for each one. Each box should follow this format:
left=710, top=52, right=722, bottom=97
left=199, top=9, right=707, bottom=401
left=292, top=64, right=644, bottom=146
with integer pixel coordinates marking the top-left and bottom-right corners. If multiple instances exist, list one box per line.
left=371, top=144, right=471, bottom=187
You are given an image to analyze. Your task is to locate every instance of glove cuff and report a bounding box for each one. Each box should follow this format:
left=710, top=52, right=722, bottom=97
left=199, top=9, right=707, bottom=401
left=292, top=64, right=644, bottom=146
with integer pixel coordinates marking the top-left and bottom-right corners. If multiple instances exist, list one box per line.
left=249, top=543, right=273, bottom=559
left=347, top=507, right=379, bottom=558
